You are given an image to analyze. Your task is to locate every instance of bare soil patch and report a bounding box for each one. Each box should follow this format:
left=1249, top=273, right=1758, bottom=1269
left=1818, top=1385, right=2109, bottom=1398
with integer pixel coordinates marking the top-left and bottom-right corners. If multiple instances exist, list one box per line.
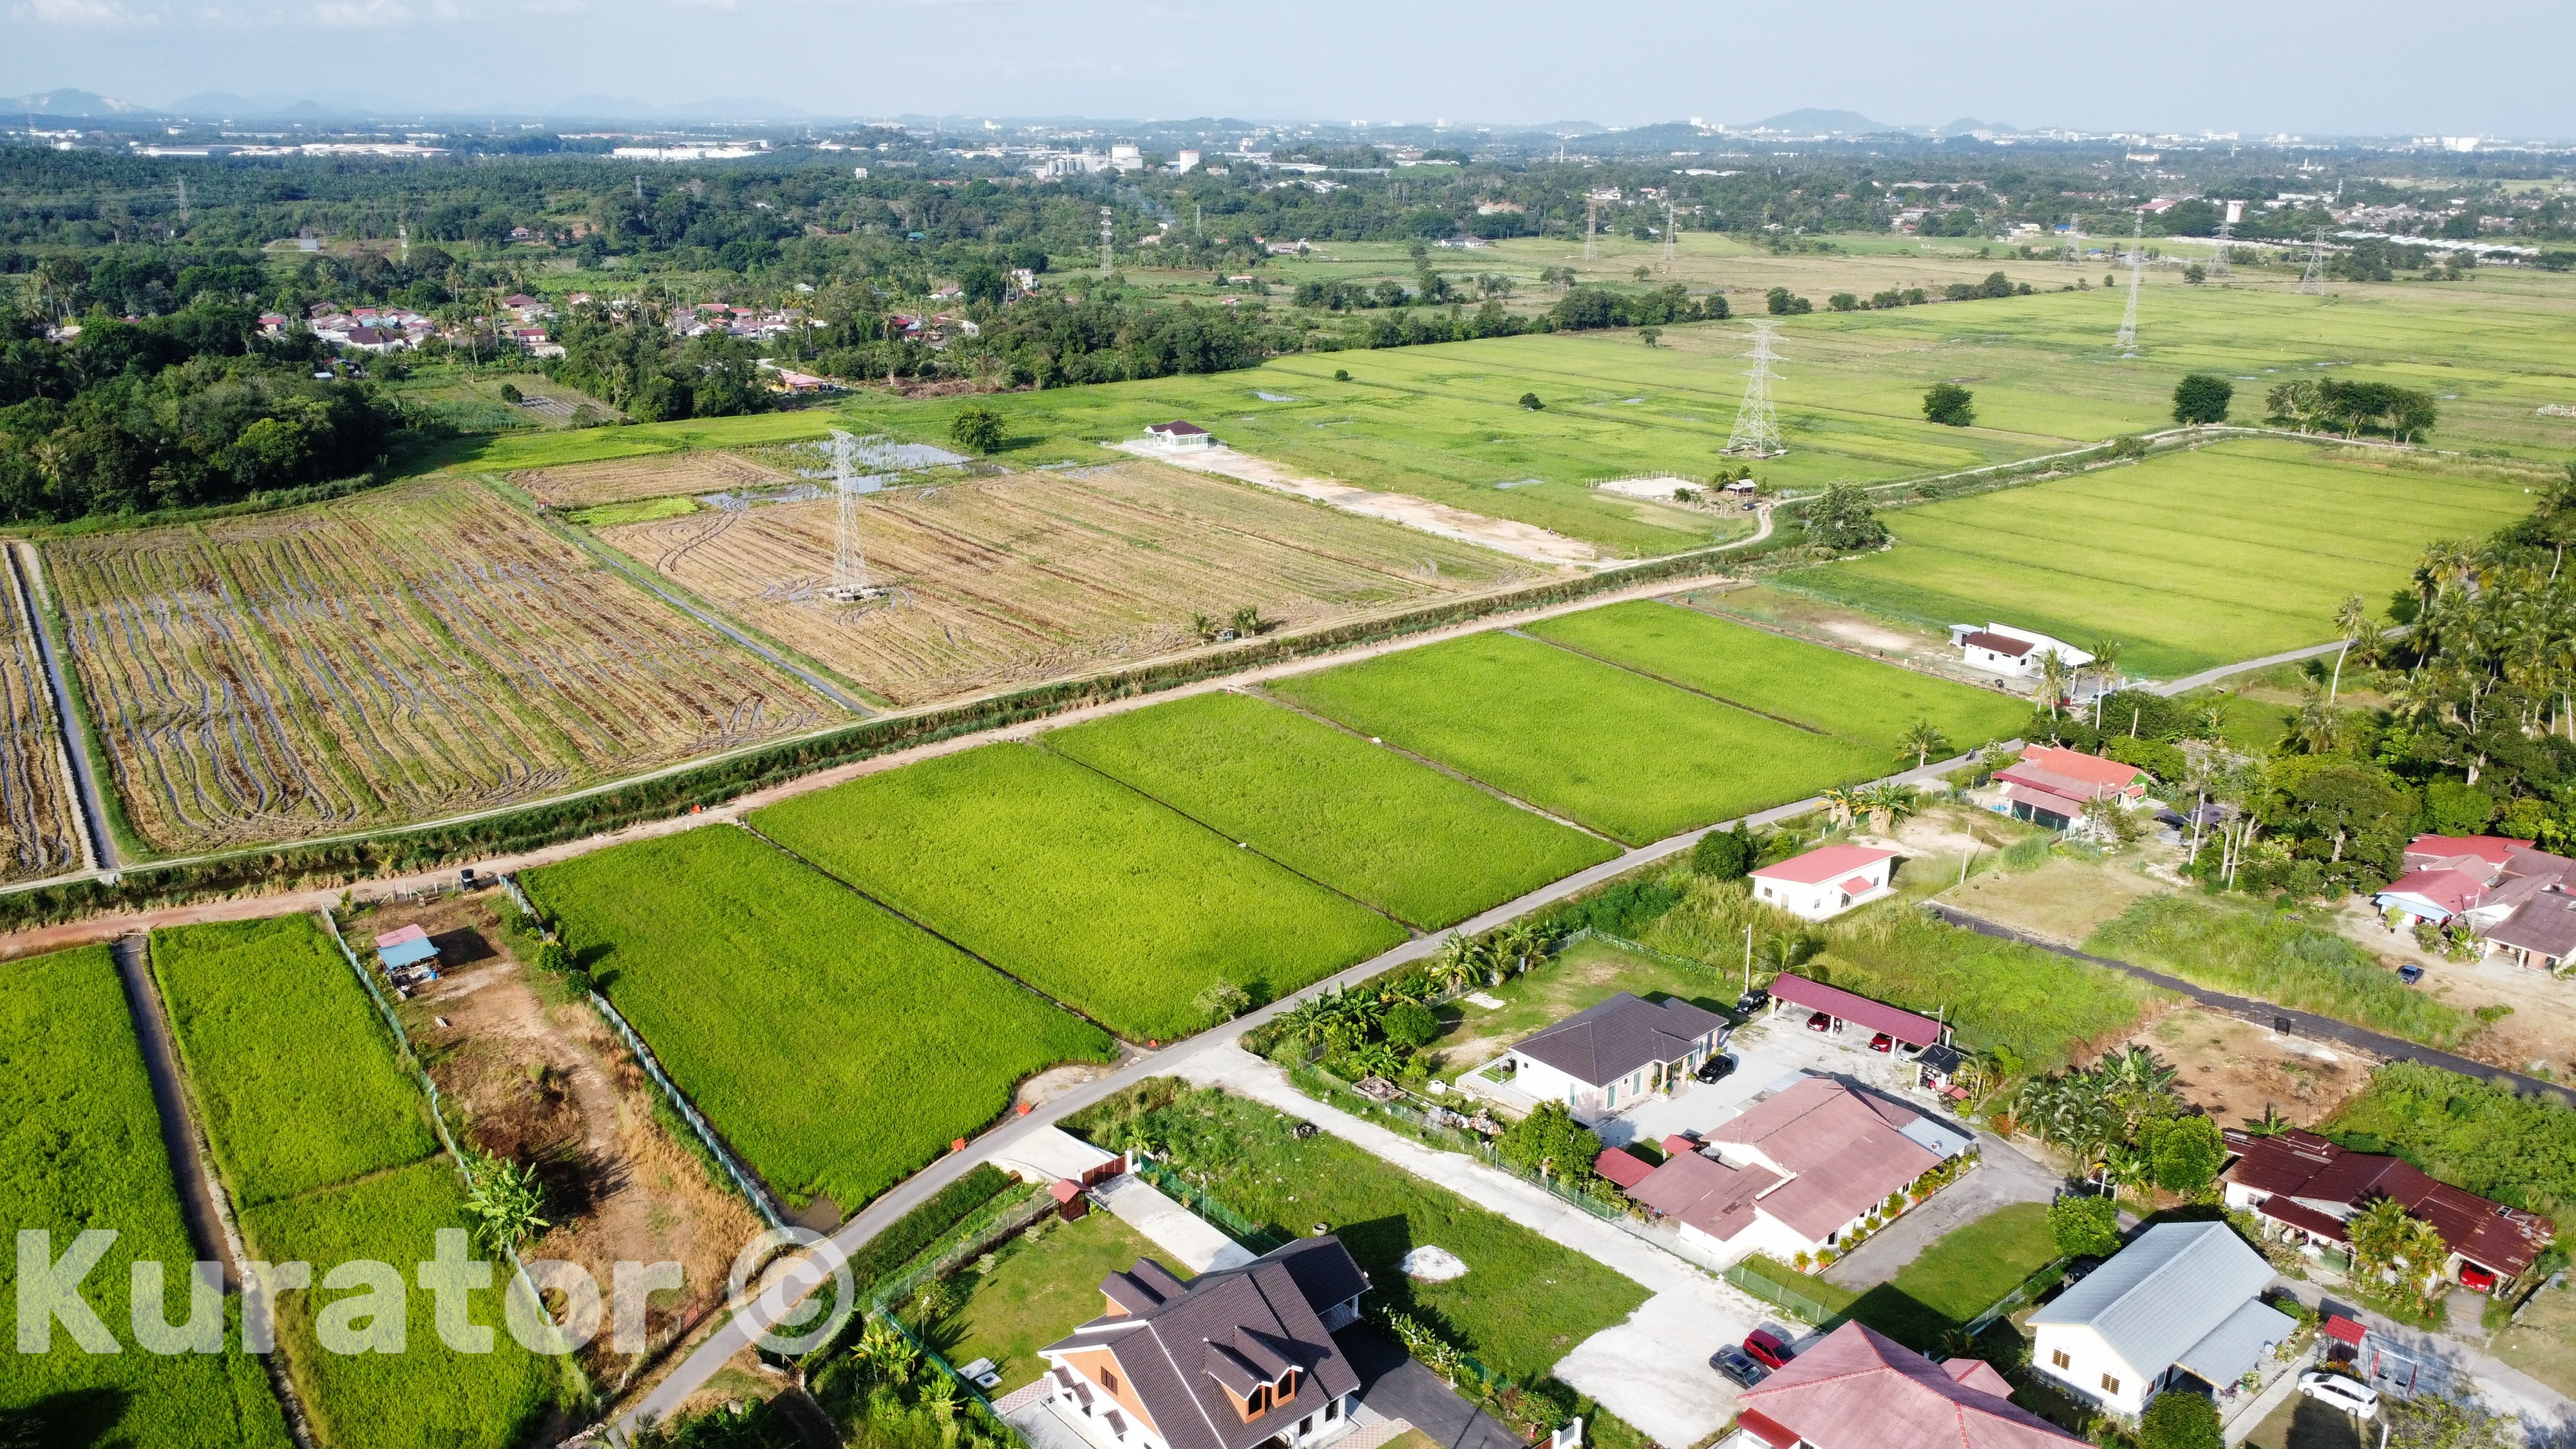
left=2325, top=901, right=2576, bottom=1079
left=2116, top=1006, right=2377, bottom=1128
left=1113, top=440, right=1602, bottom=565
left=372, top=892, right=764, bottom=1387
left=1692, top=583, right=1991, bottom=678
left=513, top=451, right=788, bottom=507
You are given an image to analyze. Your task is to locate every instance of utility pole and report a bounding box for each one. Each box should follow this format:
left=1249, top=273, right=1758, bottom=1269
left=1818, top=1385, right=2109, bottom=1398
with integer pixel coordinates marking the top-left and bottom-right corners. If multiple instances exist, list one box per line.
left=2114, top=211, right=2145, bottom=356
left=2210, top=200, right=2239, bottom=279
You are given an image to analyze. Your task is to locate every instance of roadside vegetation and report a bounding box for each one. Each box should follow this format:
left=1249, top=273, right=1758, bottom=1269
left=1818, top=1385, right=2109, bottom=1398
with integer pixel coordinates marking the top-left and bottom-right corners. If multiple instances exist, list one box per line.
left=2088, top=896, right=2481, bottom=1048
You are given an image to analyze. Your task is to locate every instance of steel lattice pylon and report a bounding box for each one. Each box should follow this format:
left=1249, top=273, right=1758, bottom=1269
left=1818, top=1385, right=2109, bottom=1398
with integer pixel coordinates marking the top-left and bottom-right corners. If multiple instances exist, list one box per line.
left=2295, top=225, right=2331, bottom=294
left=1723, top=321, right=1786, bottom=458
left=821, top=430, right=885, bottom=602
left=2114, top=212, right=2145, bottom=357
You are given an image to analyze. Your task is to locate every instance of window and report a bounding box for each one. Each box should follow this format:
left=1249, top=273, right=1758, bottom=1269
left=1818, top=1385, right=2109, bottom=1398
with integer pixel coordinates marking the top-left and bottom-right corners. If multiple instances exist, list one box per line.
left=1300, top=1417, right=1314, bottom=1439
left=2100, top=1374, right=2121, bottom=1396
left=1101, top=1368, right=1121, bottom=1394
left=1325, top=1401, right=1340, bottom=1423
left=2050, top=1350, right=2070, bottom=1370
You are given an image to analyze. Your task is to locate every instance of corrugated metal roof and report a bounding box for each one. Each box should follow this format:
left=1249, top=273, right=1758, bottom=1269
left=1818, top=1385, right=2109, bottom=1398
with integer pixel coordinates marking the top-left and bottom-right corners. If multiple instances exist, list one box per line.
left=2028, top=1222, right=2275, bottom=1379
left=2174, top=1298, right=2297, bottom=1385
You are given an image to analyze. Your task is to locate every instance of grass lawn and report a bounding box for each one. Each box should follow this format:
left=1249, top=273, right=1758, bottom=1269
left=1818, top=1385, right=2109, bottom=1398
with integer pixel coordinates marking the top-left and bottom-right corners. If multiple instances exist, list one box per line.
left=1430, top=936, right=1736, bottom=1079
left=1069, top=1083, right=1648, bottom=1381
left=1743, top=1204, right=2058, bottom=1352
left=1045, top=690, right=1618, bottom=929
left=1526, top=600, right=2028, bottom=755
left=1269, top=632, right=1888, bottom=846
left=752, top=744, right=1409, bottom=1041
left=0, top=947, right=292, bottom=1449
left=2493, top=1277, right=2576, bottom=1401
left=934, top=1209, right=1169, bottom=1395
left=526, top=826, right=1115, bottom=1213
left=1772, top=438, right=2533, bottom=680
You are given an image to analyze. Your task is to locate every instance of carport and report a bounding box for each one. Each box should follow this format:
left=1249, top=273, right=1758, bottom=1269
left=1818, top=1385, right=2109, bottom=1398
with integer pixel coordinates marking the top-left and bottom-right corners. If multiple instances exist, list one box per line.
left=1765, top=975, right=1944, bottom=1051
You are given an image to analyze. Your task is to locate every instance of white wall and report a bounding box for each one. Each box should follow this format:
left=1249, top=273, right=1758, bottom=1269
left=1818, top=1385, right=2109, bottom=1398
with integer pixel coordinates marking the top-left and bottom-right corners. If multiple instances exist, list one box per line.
left=2031, top=1324, right=2149, bottom=1417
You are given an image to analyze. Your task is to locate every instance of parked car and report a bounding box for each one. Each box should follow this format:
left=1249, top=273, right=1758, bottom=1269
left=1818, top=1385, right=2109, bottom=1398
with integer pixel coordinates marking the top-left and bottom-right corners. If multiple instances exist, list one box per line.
left=2398, top=963, right=2425, bottom=985
left=1710, top=1345, right=1769, bottom=1388
left=1696, top=1053, right=1738, bottom=1084
left=1869, top=1032, right=1895, bottom=1053
left=1737, top=987, right=1771, bottom=1014
left=1806, top=1010, right=1833, bottom=1033
left=2060, top=1256, right=2102, bottom=1286
left=2298, top=1372, right=2379, bottom=1419
left=1743, top=1330, right=1796, bottom=1370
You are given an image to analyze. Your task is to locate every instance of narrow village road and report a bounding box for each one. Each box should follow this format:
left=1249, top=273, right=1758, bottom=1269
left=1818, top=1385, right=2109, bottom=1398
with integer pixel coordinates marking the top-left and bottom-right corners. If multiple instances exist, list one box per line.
left=107, top=934, right=234, bottom=1289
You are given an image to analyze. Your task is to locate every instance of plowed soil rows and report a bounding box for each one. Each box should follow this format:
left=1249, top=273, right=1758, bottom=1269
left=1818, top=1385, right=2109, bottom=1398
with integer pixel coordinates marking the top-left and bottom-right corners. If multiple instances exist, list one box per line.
left=0, top=558, right=80, bottom=882
left=45, top=477, right=831, bottom=855
left=511, top=450, right=786, bottom=507
left=600, top=461, right=1540, bottom=706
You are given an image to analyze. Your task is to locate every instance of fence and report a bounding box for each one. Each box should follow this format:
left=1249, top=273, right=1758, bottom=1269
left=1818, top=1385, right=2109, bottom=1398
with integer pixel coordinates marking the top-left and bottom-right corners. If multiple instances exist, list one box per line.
left=1128, top=1157, right=1293, bottom=1253
left=589, top=990, right=783, bottom=1229
left=1963, top=1256, right=2070, bottom=1337
left=867, top=1186, right=1059, bottom=1313
left=1722, top=1262, right=1842, bottom=1326
left=1287, top=1061, right=1624, bottom=1222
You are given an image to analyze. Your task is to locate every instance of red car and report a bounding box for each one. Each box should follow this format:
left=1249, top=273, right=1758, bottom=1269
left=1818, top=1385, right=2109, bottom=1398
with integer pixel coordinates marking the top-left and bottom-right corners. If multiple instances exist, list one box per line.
left=1870, top=1032, right=1895, bottom=1054
left=1744, top=1330, right=1796, bottom=1370
left=1806, top=1011, right=1833, bottom=1033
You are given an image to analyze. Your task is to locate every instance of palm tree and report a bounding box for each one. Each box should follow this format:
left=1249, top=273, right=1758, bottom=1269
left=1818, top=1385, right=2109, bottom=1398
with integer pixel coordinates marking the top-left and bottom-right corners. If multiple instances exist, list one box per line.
left=1495, top=920, right=1548, bottom=978
left=2329, top=593, right=2372, bottom=705
left=1895, top=719, right=1951, bottom=770
left=1819, top=787, right=1860, bottom=829
left=2035, top=650, right=2073, bottom=720
left=2085, top=639, right=2126, bottom=702
left=1855, top=782, right=1920, bottom=835
left=1432, top=933, right=1487, bottom=992
left=2288, top=681, right=2343, bottom=755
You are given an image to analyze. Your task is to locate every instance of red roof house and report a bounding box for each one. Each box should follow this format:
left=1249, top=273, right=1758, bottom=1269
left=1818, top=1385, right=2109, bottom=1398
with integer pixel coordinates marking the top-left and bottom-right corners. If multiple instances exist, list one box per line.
left=1748, top=844, right=1897, bottom=921
left=1734, top=1321, right=2083, bottom=1448
left=1992, top=746, right=2146, bottom=831
left=2221, top=1127, right=2555, bottom=1289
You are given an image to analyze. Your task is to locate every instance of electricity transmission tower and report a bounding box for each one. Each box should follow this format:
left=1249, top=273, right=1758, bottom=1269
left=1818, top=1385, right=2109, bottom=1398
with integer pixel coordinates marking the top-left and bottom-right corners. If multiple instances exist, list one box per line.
left=1661, top=199, right=1678, bottom=269
left=2114, top=212, right=2145, bottom=356
left=821, top=431, right=887, bottom=603
left=175, top=177, right=189, bottom=227
left=1723, top=322, right=1786, bottom=457
left=1098, top=207, right=1115, bottom=278
left=2209, top=200, right=2237, bottom=279
left=2295, top=226, right=2331, bottom=294
left=1583, top=196, right=1600, bottom=260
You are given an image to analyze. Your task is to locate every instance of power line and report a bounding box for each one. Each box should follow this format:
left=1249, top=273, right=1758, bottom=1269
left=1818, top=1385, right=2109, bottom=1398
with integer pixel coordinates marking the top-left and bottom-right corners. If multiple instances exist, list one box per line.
left=1723, top=321, right=1786, bottom=458
left=821, top=431, right=886, bottom=603
left=2210, top=200, right=2237, bottom=279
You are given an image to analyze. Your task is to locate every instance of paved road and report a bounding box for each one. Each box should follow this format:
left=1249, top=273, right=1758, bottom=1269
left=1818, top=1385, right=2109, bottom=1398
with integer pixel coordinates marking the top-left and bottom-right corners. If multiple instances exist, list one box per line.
left=2148, top=640, right=2347, bottom=697
left=107, top=934, right=234, bottom=1289
left=616, top=747, right=1982, bottom=1435
left=10, top=542, right=116, bottom=872
left=1927, top=904, right=2576, bottom=1112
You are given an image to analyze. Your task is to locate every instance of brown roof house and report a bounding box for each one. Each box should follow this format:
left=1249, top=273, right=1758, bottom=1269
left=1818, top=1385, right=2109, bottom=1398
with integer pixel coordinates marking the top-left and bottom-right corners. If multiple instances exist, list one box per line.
left=1612, top=1075, right=1970, bottom=1266
left=1034, top=1238, right=1370, bottom=1449
left=2221, top=1127, right=2555, bottom=1294
left=1725, top=1321, right=2083, bottom=1449
left=1495, top=992, right=1727, bottom=1125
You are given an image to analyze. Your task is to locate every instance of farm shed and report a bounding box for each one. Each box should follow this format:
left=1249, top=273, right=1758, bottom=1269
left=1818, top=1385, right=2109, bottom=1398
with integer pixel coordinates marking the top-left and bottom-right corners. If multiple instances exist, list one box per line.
left=1143, top=419, right=1216, bottom=451
left=373, top=923, right=440, bottom=971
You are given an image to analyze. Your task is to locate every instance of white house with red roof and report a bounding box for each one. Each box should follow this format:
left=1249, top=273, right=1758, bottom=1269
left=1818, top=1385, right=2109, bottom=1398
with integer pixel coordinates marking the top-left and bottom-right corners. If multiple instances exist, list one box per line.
left=1947, top=621, right=2093, bottom=684
left=1724, top=1321, right=2083, bottom=1449
left=1989, top=745, right=2147, bottom=833
left=1747, top=843, right=1897, bottom=920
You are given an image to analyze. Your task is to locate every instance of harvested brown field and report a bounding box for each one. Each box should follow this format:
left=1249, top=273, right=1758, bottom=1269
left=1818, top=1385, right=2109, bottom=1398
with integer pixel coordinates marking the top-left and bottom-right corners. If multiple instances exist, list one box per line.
left=45, top=477, right=833, bottom=855
left=599, top=461, right=1545, bottom=706
left=0, top=545, right=83, bottom=882
left=511, top=450, right=787, bottom=508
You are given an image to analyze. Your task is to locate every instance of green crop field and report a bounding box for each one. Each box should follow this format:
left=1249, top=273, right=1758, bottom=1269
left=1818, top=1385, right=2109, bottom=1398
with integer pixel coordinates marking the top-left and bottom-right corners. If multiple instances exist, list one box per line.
left=1268, top=632, right=1888, bottom=846
left=527, top=826, right=1115, bottom=1211
left=1045, top=691, right=1618, bottom=929
left=0, top=946, right=292, bottom=1449
left=1772, top=438, right=2535, bottom=679
left=150, top=916, right=436, bottom=1208
left=752, top=744, right=1410, bottom=1041
left=243, top=1159, right=560, bottom=1449
left=1528, top=600, right=2029, bottom=753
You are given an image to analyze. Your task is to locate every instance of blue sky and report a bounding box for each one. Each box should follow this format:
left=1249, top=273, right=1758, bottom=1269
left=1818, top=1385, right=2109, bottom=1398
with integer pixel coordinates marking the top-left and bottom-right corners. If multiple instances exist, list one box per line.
left=9, top=0, right=2573, bottom=138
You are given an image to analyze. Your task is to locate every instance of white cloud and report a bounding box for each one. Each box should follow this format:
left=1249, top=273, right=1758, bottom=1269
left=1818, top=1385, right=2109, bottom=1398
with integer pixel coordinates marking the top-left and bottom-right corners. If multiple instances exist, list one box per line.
left=28, top=0, right=159, bottom=23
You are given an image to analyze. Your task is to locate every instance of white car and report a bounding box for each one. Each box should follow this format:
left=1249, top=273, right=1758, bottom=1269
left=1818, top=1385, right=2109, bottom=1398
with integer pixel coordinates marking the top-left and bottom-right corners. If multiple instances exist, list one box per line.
left=2298, top=1371, right=2380, bottom=1419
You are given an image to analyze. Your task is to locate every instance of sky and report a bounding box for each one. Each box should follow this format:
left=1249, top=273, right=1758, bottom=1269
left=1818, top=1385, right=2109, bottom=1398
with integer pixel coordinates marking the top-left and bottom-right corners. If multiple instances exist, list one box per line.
left=10, top=0, right=2575, bottom=139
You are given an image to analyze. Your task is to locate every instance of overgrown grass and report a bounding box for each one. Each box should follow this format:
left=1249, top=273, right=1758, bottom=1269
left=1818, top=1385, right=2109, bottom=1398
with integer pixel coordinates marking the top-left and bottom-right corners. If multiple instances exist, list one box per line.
left=1645, top=879, right=2163, bottom=1072
left=150, top=915, right=437, bottom=1206
left=753, top=744, right=1408, bottom=1041
left=2322, top=1060, right=2576, bottom=1218
left=2087, top=895, right=2475, bottom=1048
left=1269, top=631, right=1888, bottom=846
left=243, top=1159, right=560, bottom=1449
left=1065, top=1081, right=1647, bottom=1381
left=528, top=827, right=1115, bottom=1211
left=1526, top=601, right=2027, bottom=753
left=1046, top=690, right=1618, bottom=929
left=0, top=947, right=292, bottom=1448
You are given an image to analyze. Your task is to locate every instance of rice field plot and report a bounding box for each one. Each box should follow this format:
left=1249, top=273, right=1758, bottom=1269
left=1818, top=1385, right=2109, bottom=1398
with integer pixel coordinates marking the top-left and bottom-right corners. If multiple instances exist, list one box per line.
left=0, top=946, right=292, bottom=1449
left=511, top=448, right=788, bottom=507
left=752, top=744, right=1410, bottom=1041
left=598, top=462, right=1534, bottom=707
left=1046, top=691, right=1618, bottom=929
left=1267, top=632, right=1888, bottom=846
left=1772, top=438, right=2534, bottom=679
left=44, top=476, right=831, bottom=855
left=527, top=827, right=1114, bottom=1211
left=1527, top=600, right=2029, bottom=754
left=150, top=914, right=437, bottom=1208
left=240, top=1158, right=561, bottom=1449
left=0, top=551, right=82, bottom=882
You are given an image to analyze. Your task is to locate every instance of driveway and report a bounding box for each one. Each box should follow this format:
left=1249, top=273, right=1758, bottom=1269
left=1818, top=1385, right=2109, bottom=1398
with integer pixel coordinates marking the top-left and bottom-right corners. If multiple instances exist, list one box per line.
left=1820, top=1128, right=2061, bottom=1291
left=1334, top=1324, right=1524, bottom=1449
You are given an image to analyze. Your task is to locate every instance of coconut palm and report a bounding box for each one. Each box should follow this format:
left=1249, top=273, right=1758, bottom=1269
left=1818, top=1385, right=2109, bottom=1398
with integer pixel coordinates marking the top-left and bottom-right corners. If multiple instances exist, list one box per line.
left=1494, top=920, right=1548, bottom=979
left=2328, top=592, right=2372, bottom=705
left=1432, top=933, right=1488, bottom=992
left=1895, top=719, right=1951, bottom=770
left=1854, top=782, right=1920, bottom=835
left=1819, top=787, right=1860, bottom=829
left=2085, top=639, right=2126, bottom=701
left=2035, top=650, right=2073, bottom=719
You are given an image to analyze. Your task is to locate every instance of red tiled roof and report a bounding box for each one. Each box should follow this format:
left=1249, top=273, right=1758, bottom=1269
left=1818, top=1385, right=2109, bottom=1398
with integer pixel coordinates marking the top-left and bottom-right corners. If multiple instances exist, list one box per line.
left=2222, top=1128, right=2554, bottom=1276
left=1839, top=875, right=1875, bottom=896
left=1767, top=975, right=1942, bottom=1045
left=2373, top=867, right=2490, bottom=917
left=1591, top=1148, right=1656, bottom=1190
left=2403, top=834, right=2529, bottom=869
left=1738, top=1321, right=2084, bottom=1448
left=2019, top=746, right=2145, bottom=791
left=1705, top=1077, right=1940, bottom=1242
left=1750, top=844, right=1896, bottom=887
left=1622, top=1149, right=1781, bottom=1242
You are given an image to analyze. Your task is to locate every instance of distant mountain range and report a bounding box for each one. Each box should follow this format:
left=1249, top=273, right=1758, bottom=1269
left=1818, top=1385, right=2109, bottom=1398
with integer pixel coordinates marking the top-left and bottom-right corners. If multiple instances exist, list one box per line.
left=1736, top=108, right=1892, bottom=134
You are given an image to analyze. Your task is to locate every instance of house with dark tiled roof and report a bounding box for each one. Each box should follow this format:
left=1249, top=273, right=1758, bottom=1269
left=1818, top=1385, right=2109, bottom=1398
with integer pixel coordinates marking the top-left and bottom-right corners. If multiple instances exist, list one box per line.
left=1947, top=621, right=2092, bottom=685
left=1723, top=1321, right=2083, bottom=1448
left=1498, top=991, right=1727, bottom=1124
left=2372, top=833, right=2576, bottom=968
left=1034, top=1238, right=1368, bottom=1449
left=2221, top=1127, right=2555, bottom=1294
